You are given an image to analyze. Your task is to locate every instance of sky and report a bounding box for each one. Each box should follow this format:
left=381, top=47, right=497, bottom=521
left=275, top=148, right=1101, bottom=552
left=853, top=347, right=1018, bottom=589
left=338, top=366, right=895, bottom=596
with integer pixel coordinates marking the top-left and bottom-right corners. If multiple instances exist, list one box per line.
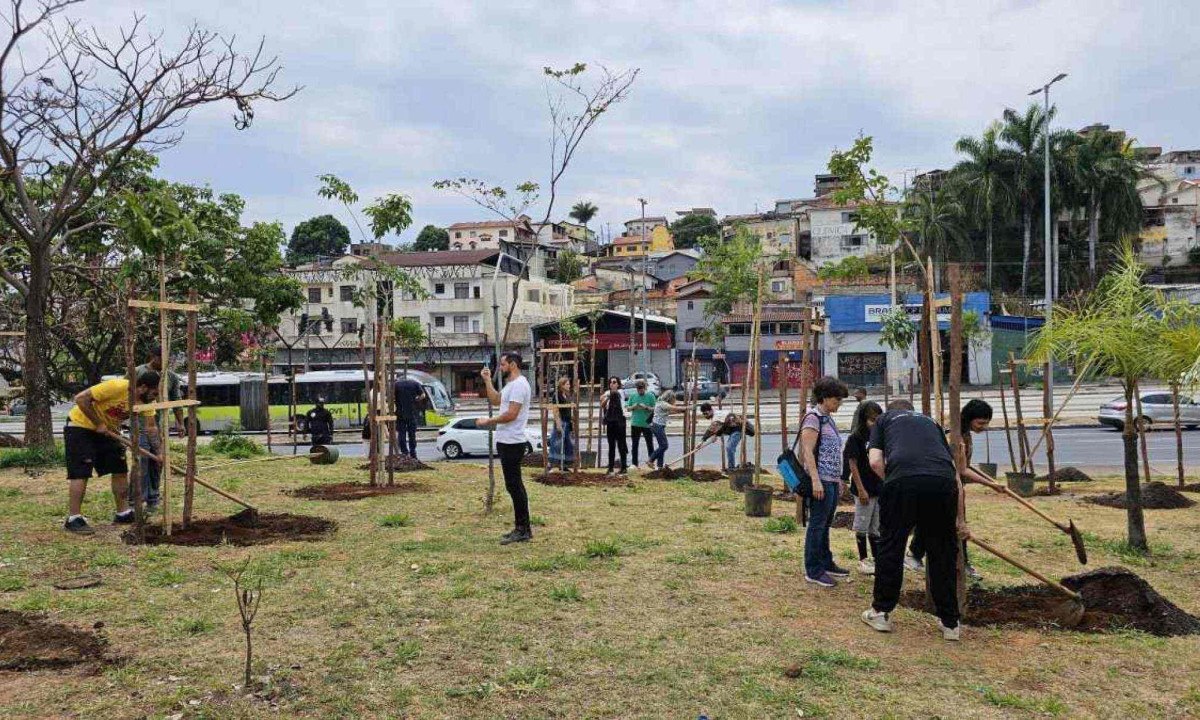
left=64, top=0, right=1200, bottom=246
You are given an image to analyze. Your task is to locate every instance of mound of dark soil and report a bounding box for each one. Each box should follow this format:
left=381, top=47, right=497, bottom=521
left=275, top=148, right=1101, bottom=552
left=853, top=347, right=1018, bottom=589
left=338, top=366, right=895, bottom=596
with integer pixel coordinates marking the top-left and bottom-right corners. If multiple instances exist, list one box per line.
left=644, top=467, right=725, bottom=482
left=355, top=455, right=432, bottom=473
left=1178, top=483, right=1200, bottom=494
left=830, top=510, right=855, bottom=530
left=290, top=482, right=429, bottom=501
left=123, top=510, right=336, bottom=546
left=0, top=610, right=108, bottom=670
left=0, top=431, right=23, bottom=448
left=522, top=453, right=546, bottom=468
left=1085, top=482, right=1196, bottom=510
left=532, top=471, right=632, bottom=487
left=1037, top=467, right=1093, bottom=484
left=901, top=566, right=1200, bottom=637
left=1031, top=485, right=1063, bottom=497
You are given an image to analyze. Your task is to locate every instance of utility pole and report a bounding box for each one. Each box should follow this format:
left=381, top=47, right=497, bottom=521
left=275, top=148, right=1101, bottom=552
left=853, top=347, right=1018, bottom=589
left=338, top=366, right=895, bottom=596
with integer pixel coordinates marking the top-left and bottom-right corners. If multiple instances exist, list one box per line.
left=639, top=198, right=648, bottom=376
left=1029, top=72, right=1067, bottom=402
left=627, top=262, right=636, bottom=374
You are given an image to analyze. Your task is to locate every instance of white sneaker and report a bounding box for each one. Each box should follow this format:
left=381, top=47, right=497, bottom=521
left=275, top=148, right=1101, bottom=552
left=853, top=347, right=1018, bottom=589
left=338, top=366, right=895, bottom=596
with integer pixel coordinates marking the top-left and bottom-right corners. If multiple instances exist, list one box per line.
left=861, top=609, right=893, bottom=632
left=938, top=620, right=961, bottom=641
left=858, top=559, right=875, bottom=575
left=904, top=554, right=925, bottom=573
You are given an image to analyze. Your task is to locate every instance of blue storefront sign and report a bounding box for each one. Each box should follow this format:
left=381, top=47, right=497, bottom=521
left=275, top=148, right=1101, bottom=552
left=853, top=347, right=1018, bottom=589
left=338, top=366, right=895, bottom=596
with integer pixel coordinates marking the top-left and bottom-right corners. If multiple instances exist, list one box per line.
left=825, top=292, right=990, bottom=333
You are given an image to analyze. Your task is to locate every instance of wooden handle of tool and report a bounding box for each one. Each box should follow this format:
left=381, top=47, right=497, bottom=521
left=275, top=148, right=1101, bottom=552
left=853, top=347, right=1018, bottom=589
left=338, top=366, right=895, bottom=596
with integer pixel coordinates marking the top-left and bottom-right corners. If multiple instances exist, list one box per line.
left=117, top=434, right=256, bottom=511
left=968, top=536, right=1081, bottom=601
left=969, top=466, right=1069, bottom=532
left=666, top=438, right=716, bottom=469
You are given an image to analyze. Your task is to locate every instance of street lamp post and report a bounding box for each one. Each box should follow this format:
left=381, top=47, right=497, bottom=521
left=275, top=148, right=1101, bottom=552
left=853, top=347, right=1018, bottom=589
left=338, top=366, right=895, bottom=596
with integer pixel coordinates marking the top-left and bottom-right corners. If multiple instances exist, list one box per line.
left=1029, top=72, right=1067, bottom=399
left=638, top=198, right=648, bottom=376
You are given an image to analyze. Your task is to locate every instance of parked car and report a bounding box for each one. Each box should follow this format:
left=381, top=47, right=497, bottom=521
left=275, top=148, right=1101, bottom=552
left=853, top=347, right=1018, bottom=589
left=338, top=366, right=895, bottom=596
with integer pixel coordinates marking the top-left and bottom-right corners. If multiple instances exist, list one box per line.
left=6, top=399, right=25, bottom=416
left=1098, top=391, right=1200, bottom=431
left=680, top=375, right=726, bottom=401
left=620, top=372, right=662, bottom=399
left=436, top=416, right=543, bottom=459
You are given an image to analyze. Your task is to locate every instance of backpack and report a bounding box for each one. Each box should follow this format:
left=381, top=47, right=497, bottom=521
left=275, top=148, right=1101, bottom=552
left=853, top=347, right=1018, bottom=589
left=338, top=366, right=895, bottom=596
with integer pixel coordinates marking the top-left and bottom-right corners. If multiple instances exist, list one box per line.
left=777, top=411, right=826, bottom=497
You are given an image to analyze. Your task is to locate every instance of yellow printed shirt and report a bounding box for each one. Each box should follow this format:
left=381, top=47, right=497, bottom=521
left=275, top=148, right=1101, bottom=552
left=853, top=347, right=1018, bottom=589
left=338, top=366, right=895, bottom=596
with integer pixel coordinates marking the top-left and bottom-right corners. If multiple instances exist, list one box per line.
left=67, top=378, right=152, bottom=432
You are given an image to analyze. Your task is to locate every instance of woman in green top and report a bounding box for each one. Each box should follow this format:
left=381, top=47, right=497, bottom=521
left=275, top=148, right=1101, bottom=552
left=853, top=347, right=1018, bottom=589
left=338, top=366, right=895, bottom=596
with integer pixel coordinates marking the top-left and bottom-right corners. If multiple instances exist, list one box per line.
left=625, top=379, right=656, bottom=467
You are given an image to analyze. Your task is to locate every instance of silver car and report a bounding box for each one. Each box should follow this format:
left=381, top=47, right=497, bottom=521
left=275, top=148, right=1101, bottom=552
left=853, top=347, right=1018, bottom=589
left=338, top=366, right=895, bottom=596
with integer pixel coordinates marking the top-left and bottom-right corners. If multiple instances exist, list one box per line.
left=1098, top=391, right=1200, bottom=431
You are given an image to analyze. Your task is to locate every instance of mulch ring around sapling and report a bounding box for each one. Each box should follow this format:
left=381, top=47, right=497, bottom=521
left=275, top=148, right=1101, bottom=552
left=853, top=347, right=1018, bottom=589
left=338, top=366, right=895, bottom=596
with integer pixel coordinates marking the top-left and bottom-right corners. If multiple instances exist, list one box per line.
left=122, top=509, right=336, bottom=546
left=0, top=610, right=110, bottom=671
left=830, top=510, right=856, bottom=529
left=355, top=455, right=432, bottom=473
left=643, top=467, right=725, bottom=482
left=1085, top=481, right=1196, bottom=510
left=532, top=470, right=632, bottom=487
left=1178, top=483, right=1200, bottom=494
left=900, top=566, right=1200, bottom=637
left=289, top=481, right=430, bottom=501
left=1037, top=466, right=1094, bottom=484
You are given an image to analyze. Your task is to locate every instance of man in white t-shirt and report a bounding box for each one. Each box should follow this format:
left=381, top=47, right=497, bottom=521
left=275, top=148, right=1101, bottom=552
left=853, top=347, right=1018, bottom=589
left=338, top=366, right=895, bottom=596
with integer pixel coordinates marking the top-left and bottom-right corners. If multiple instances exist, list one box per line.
left=476, top=352, right=533, bottom=544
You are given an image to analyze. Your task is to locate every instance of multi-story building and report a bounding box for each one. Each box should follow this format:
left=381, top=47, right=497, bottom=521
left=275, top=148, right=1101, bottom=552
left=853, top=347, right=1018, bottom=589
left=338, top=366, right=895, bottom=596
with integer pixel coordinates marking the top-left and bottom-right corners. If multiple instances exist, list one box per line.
left=447, top=216, right=535, bottom=250
left=601, top=224, right=675, bottom=259
left=720, top=211, right=802, bottom=257
left=279, top=246, right=574, bottom=396
left=624, top=215, right=668, bottom=238
left=1138, top=149, right=1200, bottom=266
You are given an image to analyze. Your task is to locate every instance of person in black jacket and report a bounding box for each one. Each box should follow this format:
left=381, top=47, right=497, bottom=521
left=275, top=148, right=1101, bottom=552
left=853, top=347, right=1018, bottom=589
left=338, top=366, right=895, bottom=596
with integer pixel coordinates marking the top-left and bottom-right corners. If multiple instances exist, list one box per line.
left=844, top=400, right=884, bottom=575
left=394, top=376, right=426, bottom=457
left=861, top=399, right=969, bottom=642
left=306, top=398, right=334, bottom=445
left=599, top=376, right=628, bottom=476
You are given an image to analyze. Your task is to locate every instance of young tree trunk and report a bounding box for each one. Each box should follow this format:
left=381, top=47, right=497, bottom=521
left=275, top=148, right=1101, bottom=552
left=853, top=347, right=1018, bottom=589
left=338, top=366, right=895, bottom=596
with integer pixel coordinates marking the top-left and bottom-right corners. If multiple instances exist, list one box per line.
left=1172, top=383, right=1185, bottom=488
left=22, top=244, right=54, bottom=450
left=1133, top=381, right=1151, bottom=483
left=1020, top=209, right=1032, bottom=296
left=986, top=213, right=994, bottom=291
left=1122, top=383, right=1148, bottom=553
left=1087, top=191, right=1100, bottom=277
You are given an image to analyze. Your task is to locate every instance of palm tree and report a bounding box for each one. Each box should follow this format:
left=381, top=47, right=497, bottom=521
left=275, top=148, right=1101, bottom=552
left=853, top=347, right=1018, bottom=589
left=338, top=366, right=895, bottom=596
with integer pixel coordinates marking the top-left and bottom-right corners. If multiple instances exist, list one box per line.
left=1069, top=130, right=1145, bottom=276
left=1001, top=103, right=1054, bottom=295
left=953, top=122, right=1014, bottom=290
left=1150, top=303, right=1200, bottom=487
left=569, top=201, right=599, bottom=245
left=1029, top=244, right=1169, bottom=553
left=903, top=183, right=968, bottom=283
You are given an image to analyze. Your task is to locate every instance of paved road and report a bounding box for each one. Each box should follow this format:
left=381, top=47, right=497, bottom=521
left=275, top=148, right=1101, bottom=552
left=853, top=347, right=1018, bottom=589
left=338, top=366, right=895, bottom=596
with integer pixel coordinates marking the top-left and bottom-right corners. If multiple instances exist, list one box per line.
left=295, top=426, right=1200, bottom=473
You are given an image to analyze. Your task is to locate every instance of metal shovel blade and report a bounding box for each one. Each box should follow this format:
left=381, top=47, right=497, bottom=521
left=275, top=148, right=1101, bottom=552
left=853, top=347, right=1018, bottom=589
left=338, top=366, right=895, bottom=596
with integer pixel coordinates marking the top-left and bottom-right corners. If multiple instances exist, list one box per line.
left=1068, top=519, right=1088, bottom=565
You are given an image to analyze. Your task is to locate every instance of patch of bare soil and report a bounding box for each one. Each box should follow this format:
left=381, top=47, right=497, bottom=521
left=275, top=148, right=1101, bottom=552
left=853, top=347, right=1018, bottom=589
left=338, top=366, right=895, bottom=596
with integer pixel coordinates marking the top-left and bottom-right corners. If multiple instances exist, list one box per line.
left=1031, top=485, right=1064, bottom=497
left=1085, top=481, right=1196, bottom=510
left=644, top=467, right=725, bottom=482
left=122, top=510, right=336, bottom=546
left=1178, top=483, right=1200, bottom=494
left=0, top=432, right=23, bottom=448
left=0, top=610, right=109, bottom=671
left=1037, top=467, right=1093, bottom=484
left=290, top=482, right=429, bottom=501
left=355, top=455, right=432, bottom=473
left=532, top=471, right=632, bottom=487
left=901, top=566, right=1200, bottom=637
left=831, top=510, right=855, bottom=529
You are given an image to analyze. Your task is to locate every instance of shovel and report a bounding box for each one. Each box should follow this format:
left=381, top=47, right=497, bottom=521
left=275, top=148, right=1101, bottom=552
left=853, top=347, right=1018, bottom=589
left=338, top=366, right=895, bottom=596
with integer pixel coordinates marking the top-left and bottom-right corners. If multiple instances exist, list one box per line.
left=968, top=536, right=1085, bottom=628
left=664, top=438, right=718, bottom=470
left=116, top=435, right=258, bottom=514
left=969, top=465, right=1087, bottom=565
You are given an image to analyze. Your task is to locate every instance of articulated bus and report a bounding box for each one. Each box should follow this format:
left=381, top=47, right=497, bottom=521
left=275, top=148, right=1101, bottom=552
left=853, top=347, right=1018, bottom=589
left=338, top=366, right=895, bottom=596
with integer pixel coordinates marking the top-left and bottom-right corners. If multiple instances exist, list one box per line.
left=162, top=369, right=453, bottom=434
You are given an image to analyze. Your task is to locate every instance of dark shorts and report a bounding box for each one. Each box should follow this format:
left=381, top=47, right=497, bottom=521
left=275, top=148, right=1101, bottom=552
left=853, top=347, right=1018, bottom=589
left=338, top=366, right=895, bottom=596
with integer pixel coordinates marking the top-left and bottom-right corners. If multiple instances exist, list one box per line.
left=64, top=425, right=128, bottom=480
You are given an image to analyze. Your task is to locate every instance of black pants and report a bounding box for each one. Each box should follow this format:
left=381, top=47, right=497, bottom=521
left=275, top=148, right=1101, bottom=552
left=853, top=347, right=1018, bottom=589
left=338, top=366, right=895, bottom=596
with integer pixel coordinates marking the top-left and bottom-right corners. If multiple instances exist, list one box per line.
left=497, top=442, right=530, bottom=530
left=911, top=525, right=970, bottom=566
left=397, top=419, right=418, bottom=456
left=605, top=420, right=628, bottom=472
left=873, top=475, right=960, bottom=628
left=630, top=426, right=653, bottom=465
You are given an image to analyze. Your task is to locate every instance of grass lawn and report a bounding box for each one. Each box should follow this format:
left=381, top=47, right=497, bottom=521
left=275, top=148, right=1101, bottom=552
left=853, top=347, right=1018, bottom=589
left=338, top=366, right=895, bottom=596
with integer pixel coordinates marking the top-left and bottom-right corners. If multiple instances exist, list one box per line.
left=1, top=457, right=1199, bottom=719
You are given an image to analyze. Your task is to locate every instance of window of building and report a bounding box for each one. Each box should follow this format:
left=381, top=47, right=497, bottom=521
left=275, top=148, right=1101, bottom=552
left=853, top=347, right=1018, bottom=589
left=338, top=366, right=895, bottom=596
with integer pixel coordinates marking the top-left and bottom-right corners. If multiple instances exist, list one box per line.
left=499, top=229, right=508, bottom=237
left=469, top=230, right=477, bottom=238
left=471, top=319, right=480, bottom=333
left=841, top=211, right=860, bottom=224
left=777, top=322, right=799, bottom=335
left=434, top=283, right=445, bottom=295
left=685, top=328, right=698, bottom=342
left=1185, top=166, right=1196, bottom=175
left=307, top=287, right=321, bottom=303
left=527, top=289, right=541, bottom=302
left=1172, top=198, right=1178, bottom=204
left=340, top=318, right=357, bottom=334
left=687, top=300, right=694, bottom=310
left=838, top=352, right=887, bottom=387
left=841, top=234, right=865, bottom=249
left=771, top=280, right=786, bottom=293
left=454, top=282, right=469, bottom=299
left=339, top=285, right=354, bottom=302
left=469, top=241, right=477, bottom=249
left=434, top=316, right=445, bottom=328
left=453, top=315, right=469, bottom=333
left=452, top=242, right=462, bottom=250
left=455, top=231, right=462, bottom=239
left=727, top=323, right=750, bottom=336
left=473, top=286, right=481, bottom=299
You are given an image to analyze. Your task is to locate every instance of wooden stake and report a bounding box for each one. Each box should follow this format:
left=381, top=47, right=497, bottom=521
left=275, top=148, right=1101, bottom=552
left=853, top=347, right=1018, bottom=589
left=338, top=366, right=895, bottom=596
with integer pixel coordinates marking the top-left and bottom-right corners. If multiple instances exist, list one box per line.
left=778, top=355, right=789, bottom=448
left=263, top=354, right=272, bottom=454
left=369, top=320, right=382, bottom=487
left=752, top=267, right=766, bottom=485
left=1042, top=361, right=1057, bottom=493
left=387, top=329, right=396, bottom=487
left=539, top=345, right=549, bottom=472
left=124, top=285, right=145, bottom=542
left=1172, top=382, right=1185, bottom=488
left=947, top=264, right=967, bottom=617
left=1008, top=354, right=1034, bottom=474
left=158, top=254, right=171, bottom=536
left=919, top=284, right=933, bottom=416
left=183, top=289, right=197, bottom=527
left=1133, top=378, right=1151, bottom=482
left=926, top=259, right=944, bottom=426
left=998, top=379, right=1018, bottom=473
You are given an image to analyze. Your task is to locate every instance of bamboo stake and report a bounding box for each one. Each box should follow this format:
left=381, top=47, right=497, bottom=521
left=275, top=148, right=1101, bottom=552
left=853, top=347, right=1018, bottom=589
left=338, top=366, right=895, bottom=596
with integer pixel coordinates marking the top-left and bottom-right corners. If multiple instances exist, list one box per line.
left=573, top=350, right=581, bottom=474
left=586, top=327, right=597, bottom=462
left=124, top=285, right=145, bottom=542
left=752, top=267, right=766, bottom=485
left=919, top=287, right=933, bottom=416
left=158, top=254, right=171, bottom=536
left=262, top=353, right=272, bottom=454
left=369, top=320, right=382, bottom=487
left=1043, top=361, right=1057, bottom=492
left=184, top=289, right=198, bottom=527
left=387, top=329, right=396, bottom=486
left=999, top=377, right=1018, bottom=473
left=778, top=355, right=788, bottom=448
left=926, top=259, right=944, bottom=426
left=947, top=263, right=967, bottom=617
left=1009, top=355, right=1032, bottom=473
left=539, top=346, right=549, bottom=472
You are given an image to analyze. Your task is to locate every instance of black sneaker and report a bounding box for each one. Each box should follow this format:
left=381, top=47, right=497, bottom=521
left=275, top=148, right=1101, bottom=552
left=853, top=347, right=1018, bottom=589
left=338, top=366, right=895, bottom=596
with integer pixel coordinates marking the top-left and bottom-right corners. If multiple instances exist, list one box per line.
left=113, top=510, right=135, bottom=524
left=64, top=516, right=95, bottom=534
left=827, top=564, right=851, bottom=578
left=500, top=528, right=532, bottom=545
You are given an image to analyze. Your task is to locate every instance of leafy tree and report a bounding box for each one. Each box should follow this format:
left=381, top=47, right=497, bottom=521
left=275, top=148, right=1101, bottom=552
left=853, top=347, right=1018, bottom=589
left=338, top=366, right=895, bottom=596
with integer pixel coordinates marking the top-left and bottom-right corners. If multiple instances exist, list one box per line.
left=695, top=227, right=764, bottom=318
left=287, top=215, right=351, bottom=264
left=670, top=212, right=720, bottom=249
left=1000, top=103, right=1053, bottom=295
left=412, top=225, right=450, bottom=252
left=568, top=201, right=599, bottom=235
left=962, top=310, right=990, bottom=384
left=315, top=174, right=414, bottom=246
left=879, top=309, right=918, bottom=358
left=953, top=122, right=1014, bottom=289
left=390, top=317, right=427, bottom=355
left=0, top=2, right=295, bottom=449
left=1029, top=245, right=1180, bottom=553
left=817, top=256, right=869, bottom=281
left=904, top=185, right=968, bottom=274
left=1067, top=128, right=1145, bottom=276
left=554, top=250, right=585, bottom=283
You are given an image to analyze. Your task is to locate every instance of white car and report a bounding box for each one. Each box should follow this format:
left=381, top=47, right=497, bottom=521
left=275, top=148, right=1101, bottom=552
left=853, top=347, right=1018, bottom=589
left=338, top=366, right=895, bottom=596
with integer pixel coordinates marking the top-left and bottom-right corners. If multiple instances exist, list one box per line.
left=1099, top=391, right=1200, bottom=431
left=436, top=416, right=543, bottom=459
left=620, top=372, right=662, bottom=399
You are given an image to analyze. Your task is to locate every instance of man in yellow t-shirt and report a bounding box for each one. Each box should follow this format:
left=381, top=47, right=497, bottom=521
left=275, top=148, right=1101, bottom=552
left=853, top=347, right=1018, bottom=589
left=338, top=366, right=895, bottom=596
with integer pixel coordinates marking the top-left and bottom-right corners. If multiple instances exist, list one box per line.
left=64, top=373, right=160, bottom=534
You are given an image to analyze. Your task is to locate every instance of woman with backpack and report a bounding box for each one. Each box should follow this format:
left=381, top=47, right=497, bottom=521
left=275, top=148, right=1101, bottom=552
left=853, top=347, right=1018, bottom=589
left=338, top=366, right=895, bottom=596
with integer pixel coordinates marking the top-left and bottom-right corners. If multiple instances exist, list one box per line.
left=844, top=401, right=884, bottom=575
left=800, top=376, right=850, bottom=588
left=599, top=376, right=628, bottom=476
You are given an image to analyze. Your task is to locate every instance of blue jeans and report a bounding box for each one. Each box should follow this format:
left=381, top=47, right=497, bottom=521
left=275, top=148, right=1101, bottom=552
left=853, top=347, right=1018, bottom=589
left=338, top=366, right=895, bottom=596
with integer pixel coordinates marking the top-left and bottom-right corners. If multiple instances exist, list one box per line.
left=804, top=480, right=839, bottom=578
left=549, top=419, right=576, bottom=464
left=131, top=433, right=161, bottom=506
left=648, top=423, right=669, bottom=468
left=725, top=431, right=743, bottom=468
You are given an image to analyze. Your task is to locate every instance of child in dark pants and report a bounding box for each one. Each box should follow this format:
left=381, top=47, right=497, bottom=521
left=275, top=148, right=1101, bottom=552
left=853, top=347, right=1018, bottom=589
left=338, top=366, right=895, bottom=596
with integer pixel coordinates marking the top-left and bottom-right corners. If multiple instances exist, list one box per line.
left=844, top=401, right=883, bottom=575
